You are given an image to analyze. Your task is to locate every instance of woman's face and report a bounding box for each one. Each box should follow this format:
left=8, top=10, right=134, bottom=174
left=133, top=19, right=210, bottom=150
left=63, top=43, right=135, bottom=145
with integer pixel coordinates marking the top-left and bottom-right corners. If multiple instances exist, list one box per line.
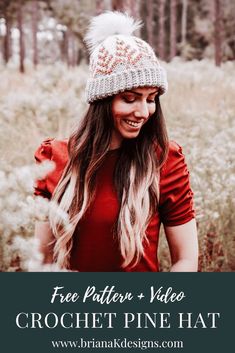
left=111, top=86, right=158, bottom=149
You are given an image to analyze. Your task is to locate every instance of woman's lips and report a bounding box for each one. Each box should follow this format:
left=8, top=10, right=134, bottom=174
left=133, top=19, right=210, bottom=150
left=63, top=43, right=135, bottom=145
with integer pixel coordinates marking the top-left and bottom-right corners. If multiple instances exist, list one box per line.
left=124, top=119, right=142, bottom=128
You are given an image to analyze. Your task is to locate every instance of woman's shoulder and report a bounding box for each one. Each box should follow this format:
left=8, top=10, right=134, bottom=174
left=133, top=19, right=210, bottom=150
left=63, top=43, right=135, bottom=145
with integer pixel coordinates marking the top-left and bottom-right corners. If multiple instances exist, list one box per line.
left=158, top=140, right=195, bottom=226
left=167, top=140, right=184, bottom=159
left=160, top=140, right=185, bottom=176
left=34, top=137, right=69, bottom=165
left=34, top=138, right=69, bottom=198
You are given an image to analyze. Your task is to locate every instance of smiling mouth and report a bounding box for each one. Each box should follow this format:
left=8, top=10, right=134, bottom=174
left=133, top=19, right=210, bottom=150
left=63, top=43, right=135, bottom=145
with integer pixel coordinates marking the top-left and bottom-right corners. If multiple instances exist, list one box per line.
left=124, top=119, right=142, bottom=128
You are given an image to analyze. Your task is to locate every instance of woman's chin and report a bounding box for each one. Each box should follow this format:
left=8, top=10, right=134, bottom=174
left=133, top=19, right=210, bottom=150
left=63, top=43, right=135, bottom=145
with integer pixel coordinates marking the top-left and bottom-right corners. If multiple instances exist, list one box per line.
left=121, top=129, right=141, bottom=139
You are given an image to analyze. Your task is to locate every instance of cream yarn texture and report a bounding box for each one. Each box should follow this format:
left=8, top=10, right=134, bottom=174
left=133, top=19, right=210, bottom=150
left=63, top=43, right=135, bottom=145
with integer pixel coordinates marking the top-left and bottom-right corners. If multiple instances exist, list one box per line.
left=84, top=12, right=168, bottom=103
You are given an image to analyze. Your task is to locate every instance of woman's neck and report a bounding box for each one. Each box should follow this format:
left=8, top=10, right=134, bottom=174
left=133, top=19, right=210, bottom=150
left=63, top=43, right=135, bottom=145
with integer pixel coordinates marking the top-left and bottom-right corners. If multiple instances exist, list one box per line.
left=110, top=131, right=123, bottom=150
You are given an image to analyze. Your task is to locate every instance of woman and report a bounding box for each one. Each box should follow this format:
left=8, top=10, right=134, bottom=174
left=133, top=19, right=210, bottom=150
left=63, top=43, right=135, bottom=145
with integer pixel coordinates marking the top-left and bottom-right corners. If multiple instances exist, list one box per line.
left=34, top=12, right=198, bottom=272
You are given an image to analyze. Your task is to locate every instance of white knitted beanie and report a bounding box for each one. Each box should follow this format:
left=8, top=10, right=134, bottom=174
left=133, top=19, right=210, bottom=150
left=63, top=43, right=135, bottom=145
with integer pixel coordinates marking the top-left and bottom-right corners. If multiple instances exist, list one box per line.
left=84, top=11, right=168, bottom=103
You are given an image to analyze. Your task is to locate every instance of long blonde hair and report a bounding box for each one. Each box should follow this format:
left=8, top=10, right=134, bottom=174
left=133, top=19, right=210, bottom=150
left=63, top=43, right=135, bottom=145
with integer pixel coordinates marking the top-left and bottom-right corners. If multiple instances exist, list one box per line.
left=49, top=96, right=169, bottom=269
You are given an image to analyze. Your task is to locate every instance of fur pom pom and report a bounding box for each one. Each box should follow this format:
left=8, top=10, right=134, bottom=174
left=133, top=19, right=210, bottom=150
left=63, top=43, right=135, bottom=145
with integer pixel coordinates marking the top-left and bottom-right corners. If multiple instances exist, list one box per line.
left=84, top=11, right=142, bottom=54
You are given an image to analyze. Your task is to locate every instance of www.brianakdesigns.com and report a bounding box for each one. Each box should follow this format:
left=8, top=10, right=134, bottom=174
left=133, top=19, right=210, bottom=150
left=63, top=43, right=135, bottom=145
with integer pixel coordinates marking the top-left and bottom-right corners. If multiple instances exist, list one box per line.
left=51, top=338, right=183, bottom=350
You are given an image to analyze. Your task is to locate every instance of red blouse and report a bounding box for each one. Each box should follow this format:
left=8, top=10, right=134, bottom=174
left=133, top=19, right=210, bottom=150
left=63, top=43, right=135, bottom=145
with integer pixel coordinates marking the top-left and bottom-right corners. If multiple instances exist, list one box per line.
left=34, top=138, right=195, bottom=272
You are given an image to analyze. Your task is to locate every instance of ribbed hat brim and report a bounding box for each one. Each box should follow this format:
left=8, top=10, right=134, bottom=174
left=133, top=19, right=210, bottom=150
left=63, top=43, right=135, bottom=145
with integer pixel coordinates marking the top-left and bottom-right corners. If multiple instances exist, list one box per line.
left=85, top=66, right=168, bottom=103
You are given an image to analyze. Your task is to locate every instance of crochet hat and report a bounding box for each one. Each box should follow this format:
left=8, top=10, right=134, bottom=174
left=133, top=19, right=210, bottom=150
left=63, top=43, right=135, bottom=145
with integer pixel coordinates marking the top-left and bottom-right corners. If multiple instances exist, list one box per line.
left=84, top=11, right=168, bottom=103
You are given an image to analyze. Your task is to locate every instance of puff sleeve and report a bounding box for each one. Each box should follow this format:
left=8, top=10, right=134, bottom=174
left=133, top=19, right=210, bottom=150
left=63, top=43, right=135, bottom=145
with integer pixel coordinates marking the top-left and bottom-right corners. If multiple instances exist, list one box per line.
left=159, top=141, right=195, bottom=226
left=34, top=138, right=69, bottom=199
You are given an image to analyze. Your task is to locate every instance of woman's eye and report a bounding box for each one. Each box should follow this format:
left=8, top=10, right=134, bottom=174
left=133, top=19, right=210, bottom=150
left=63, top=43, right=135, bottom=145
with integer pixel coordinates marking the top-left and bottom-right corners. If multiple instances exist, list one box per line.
left=121, top=96, right=156, bottom=103
left=123, top=97, right=135, bottom=103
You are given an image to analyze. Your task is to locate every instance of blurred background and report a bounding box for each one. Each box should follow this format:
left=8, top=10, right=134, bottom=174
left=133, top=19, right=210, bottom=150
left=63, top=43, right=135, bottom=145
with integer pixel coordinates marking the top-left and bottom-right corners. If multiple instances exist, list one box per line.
left=0, top=0, right=234, bottom=272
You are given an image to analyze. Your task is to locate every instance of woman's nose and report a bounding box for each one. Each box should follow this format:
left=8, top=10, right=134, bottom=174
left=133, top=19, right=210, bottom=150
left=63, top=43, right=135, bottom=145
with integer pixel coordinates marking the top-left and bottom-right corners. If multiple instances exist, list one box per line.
left=134, top=101, right=149, bottom=119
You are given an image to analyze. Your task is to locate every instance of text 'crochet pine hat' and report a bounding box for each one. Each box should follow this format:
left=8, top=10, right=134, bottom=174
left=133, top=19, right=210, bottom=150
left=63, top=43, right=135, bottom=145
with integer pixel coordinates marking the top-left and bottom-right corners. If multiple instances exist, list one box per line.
left=84, top=11, right=168, bottom=103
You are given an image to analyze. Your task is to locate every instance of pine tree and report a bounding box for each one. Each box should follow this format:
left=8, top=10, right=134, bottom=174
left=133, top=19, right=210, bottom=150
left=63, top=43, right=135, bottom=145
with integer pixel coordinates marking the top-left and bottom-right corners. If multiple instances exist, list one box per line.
left=31, top=0, right=39, bottom=67
left=169, top=0, right=177, bottom=60
left=158, top=0, right=166, bottom=60
left=214, top=0, right=223, bottom=66
left=181, top=0, right=188, bottom=46
left=17, top=0, right=25, bottom=73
